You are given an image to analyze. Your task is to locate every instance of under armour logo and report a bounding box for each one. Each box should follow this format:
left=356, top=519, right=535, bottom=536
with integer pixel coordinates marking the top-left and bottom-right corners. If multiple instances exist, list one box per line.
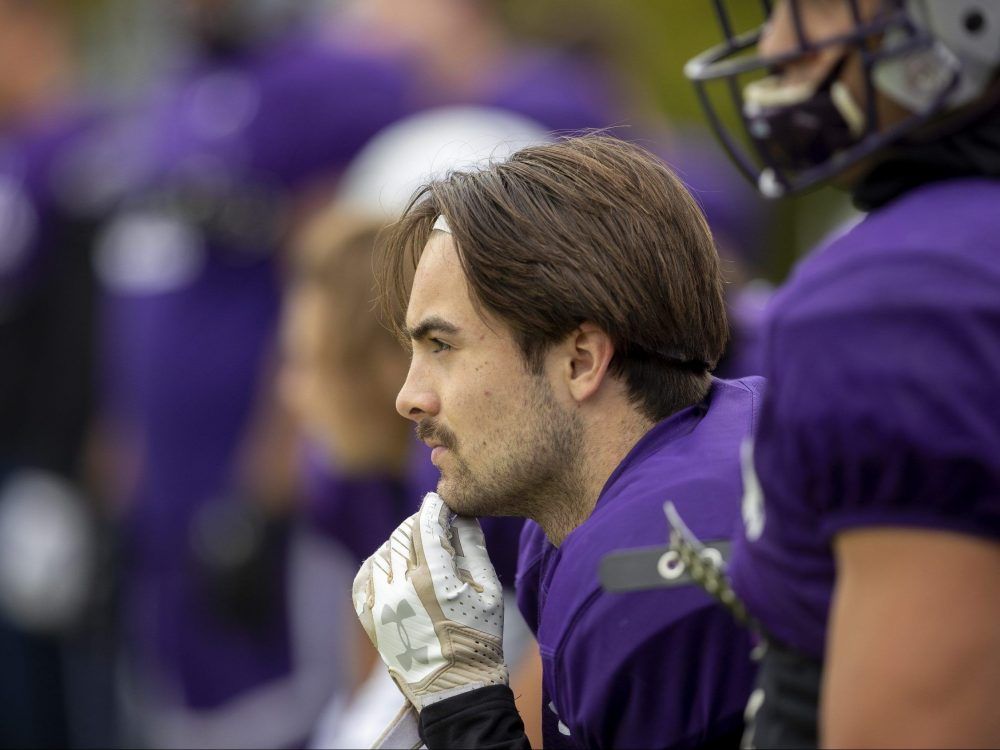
left=381, top=601, right=429, bottom=670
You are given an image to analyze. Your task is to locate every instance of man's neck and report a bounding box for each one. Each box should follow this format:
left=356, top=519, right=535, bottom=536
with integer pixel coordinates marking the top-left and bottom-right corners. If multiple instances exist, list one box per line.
left=536, top=409, right=654, bottom=547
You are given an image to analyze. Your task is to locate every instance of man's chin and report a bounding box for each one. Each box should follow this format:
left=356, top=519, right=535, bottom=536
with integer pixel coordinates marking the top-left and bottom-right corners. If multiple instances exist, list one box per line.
left=436, top=480, right=470, bottom=515
left=436, top=478, right=493, bottom=517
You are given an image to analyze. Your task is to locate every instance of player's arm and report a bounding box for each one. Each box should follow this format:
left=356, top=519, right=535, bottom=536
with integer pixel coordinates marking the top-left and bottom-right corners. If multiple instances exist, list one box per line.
left=824, top=528, right=1000, bottom=748
left=508, top=640, right=544, bottom=748
left=419, top=684, right=530, bottom=750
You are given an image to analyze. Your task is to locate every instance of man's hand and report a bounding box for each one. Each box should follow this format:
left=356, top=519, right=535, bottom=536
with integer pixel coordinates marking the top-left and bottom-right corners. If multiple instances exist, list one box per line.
left=353, top=492, right=507, bottom=711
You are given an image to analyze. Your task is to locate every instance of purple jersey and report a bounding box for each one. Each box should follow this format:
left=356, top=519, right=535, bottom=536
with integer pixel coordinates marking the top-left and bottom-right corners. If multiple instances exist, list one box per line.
left=97, top=34, right=411, bottom=711
left=516, top=378, right=763, bottom=749
left=731, top=178, right=1000, bottom=660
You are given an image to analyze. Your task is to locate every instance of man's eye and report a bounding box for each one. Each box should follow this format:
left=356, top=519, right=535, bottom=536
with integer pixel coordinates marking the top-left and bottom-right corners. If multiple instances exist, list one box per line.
left=430, top=338, right=452, bottom=353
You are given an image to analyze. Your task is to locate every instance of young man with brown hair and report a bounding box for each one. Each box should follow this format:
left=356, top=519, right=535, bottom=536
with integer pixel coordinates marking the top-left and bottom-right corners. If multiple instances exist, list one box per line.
left=353, top=135, right=762, bottom=748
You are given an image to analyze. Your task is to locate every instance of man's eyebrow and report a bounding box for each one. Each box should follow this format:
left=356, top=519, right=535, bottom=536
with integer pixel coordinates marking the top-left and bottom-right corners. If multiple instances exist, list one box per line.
left=407, top=316, right=460, bottom=342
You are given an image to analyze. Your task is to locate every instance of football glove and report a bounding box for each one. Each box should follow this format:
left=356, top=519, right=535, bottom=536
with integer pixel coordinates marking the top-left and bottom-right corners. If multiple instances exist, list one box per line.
left=353, top=492, right=507, bottom=711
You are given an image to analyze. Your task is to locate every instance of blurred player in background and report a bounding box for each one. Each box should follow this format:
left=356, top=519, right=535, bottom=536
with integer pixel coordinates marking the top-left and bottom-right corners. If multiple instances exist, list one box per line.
left=356, top=135, right=761, bottom=749
left=92, top=1, right=413, bottom=746
left=280, top=211, right=409, bottom=748
left=684, top=0, right=1000, bottom=745
left=327, top=0, right=620, bottom=133
left=0, top=0, right=116, bottom=745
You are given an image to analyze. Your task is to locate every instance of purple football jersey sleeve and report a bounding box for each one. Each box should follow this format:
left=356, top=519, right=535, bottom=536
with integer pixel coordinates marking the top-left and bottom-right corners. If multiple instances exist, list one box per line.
left=517, top=378, right=763, bottom=749
left=731, top=178, right=1000, bottom=659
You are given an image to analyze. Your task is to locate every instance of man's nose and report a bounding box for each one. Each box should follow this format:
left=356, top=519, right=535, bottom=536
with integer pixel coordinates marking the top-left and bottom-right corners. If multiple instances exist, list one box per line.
left=395, top=360, right=441, bottom=422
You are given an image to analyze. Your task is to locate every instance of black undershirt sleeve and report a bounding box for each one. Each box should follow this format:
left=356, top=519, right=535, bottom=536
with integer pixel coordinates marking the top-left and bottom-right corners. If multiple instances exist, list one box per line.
left=418, top=685, right=531, bottom=750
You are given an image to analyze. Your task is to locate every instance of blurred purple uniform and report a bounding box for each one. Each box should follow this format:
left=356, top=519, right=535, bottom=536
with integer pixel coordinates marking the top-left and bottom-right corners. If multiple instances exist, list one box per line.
left=731, top=179, right=1000, bottom=660
left=0, top=103, right=106, bottom=749
left=1, top=107, right=101, bottom=470
left=0, top=106, right=97, bottom=297
left=517, top=378, right=763, bottom=749
left=97, top=33, right=411, bottom=717
left=303, top=440, right=523, bottom=588
left=473, top=48, right=620, bottom=135
left=299, top=443, right=411, bottom=568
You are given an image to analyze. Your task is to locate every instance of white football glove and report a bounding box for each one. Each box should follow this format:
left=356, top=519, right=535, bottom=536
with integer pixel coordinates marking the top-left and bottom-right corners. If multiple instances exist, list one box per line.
left=353, top=492, right=507, bottom=711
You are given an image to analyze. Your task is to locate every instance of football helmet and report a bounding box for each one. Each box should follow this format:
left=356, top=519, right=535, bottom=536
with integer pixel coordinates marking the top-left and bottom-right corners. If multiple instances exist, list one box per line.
left=686, top=0, right=1000, bottom=196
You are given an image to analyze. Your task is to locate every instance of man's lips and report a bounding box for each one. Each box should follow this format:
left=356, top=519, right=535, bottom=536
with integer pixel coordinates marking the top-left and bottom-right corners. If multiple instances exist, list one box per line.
left=418, top=422, right=454, bottom=465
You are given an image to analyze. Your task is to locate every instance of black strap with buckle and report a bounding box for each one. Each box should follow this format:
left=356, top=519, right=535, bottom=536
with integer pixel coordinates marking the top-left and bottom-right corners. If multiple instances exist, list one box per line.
left=599, top=501, right=756, bottom=627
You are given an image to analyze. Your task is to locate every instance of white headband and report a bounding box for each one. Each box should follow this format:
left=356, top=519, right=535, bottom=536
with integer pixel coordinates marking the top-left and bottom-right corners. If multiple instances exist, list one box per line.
left=432, top=214, right=452, bottom=234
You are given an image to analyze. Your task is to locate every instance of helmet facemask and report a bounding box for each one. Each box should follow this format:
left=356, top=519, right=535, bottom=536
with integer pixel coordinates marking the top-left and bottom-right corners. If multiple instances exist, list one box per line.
left=684, top=0, right=999, bottom=197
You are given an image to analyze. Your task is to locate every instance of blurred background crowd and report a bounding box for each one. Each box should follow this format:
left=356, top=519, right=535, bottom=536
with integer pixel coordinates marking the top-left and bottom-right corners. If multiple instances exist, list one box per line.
left=0, top=1, right=851, bottom=747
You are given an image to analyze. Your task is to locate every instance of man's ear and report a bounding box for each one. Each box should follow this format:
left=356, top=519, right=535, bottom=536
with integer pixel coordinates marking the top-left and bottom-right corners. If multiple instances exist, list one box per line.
left=563, top=322, right=614, bottom=404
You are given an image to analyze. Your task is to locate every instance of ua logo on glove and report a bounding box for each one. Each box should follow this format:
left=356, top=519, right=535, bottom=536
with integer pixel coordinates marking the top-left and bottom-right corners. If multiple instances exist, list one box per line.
left=381, top=600, right=429, bottom=670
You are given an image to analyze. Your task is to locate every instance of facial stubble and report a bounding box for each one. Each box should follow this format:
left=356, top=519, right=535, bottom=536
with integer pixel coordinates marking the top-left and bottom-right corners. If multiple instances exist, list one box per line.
left=424, top=376, right=585, bottom=527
